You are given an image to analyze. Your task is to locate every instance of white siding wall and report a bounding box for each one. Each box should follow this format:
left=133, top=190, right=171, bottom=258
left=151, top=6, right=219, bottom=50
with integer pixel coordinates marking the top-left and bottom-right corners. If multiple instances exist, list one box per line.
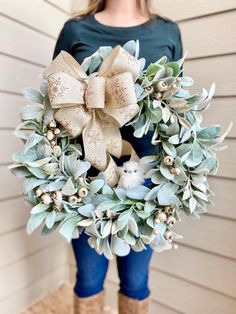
left=70, top=1, right=236, bottom=313
left=0, top=1, right=72, bottom=313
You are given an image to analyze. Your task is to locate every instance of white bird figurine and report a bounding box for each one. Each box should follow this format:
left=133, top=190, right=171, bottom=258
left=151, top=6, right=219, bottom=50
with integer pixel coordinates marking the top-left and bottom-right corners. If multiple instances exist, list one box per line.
left=117, top=160, right=145, bottom=189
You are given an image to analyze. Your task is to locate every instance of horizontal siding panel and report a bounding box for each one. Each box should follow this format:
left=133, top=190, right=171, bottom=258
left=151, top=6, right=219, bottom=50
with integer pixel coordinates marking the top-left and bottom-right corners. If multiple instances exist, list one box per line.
left=0, top=227, right=62, bottom=269
left=181, top=11, right=236, bottom=58
left=154, top=0, right=236, bottom=21
left=0, top=241, right=67, bottom=301
left=0, top=0, right=68, bottom=38
left=202, top=97, right=236, bottom=138
left=46, top=0, right=71, bottom=13
left=0, top=93, right=26, bottom=128
left=0, top=166, right=23, bottom=200
left=0, top=55, right=43, bottom=93
left=0, top=15, right=54, bottom=65
left=0, top=197, right=28, bottom=235
left=150, top=301, right=180, bottom=314
left=71, top=0, right=87, bottom=12
left=174, top=214, right=236, bottom=259
left=149, top=269, right=236, bottom=314
left=184, top=54, right=236, bottom=97
left=207, top=177, right=236, bottom=219
left=215, top=139, right=236, bottom=179
left=0, top=264, right=68, bottom=314
left=106, top=261, right=236, bottom=314
left=151, top=245, right=236, bottom=299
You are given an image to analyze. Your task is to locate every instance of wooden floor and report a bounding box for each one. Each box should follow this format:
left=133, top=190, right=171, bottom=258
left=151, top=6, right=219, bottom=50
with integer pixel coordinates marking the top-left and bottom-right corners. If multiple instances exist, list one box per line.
left=21, top=283, right=116, bottom=314
left=21, top=284, right=74, bottom=314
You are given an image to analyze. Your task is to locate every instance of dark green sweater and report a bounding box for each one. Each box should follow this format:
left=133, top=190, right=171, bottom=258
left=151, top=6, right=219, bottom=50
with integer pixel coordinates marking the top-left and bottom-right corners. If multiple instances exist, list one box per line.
left=53, top=13, right=183, bottom=66
left=52, top=13, right=183, bottom=176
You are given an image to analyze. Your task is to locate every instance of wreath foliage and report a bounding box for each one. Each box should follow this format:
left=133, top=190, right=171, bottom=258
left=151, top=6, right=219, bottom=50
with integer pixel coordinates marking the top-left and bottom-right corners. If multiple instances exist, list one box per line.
left=9, top=40, right=232, bottom=259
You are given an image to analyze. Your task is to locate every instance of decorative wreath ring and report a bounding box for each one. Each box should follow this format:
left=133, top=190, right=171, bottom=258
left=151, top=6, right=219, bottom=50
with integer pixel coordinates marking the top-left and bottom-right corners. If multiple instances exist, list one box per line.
left=9, top=40, right=232, bottom=259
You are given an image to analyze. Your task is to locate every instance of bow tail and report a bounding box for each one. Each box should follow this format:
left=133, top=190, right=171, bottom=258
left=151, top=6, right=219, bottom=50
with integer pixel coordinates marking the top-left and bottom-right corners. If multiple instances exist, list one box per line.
left=98, top=115, right=123, bottom=158
left=82, top=113, right=108, bottom=171
left=102, top=154, right=120, bottom=187
left=121, top=139, right=139, bottom=161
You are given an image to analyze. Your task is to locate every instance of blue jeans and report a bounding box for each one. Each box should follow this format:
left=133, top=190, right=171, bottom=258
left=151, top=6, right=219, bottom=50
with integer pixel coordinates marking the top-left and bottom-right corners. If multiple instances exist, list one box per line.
left=71, top=231, right=153, bottom=300
left=72, top=129, right=155, bottom=300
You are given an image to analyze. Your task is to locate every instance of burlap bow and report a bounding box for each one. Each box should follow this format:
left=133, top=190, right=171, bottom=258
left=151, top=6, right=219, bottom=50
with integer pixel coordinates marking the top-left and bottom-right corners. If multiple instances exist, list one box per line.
left=43, top=46, right=141, bottom=187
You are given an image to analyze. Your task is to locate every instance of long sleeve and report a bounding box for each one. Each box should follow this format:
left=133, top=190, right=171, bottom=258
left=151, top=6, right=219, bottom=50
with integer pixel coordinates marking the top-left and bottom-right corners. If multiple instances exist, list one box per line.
left=173, top=25, right=183, bottom=61
left=52, top=20, right=74, bottom=60
left=172, top=23, right=184, bottom=76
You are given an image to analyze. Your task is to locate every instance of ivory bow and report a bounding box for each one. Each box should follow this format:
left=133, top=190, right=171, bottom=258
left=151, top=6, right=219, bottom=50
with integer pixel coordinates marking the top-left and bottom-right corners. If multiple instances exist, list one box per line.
left=43, top=46, right=141, bottom=187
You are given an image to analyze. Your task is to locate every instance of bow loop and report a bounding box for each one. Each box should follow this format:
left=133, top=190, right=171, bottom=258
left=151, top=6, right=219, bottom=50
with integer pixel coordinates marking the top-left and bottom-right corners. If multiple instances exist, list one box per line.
left=47, top=72, right=86, bottom=109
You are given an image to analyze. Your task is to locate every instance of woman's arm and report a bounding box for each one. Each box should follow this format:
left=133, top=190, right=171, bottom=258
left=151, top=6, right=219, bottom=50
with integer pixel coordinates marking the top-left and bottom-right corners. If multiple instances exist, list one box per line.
left=173, top=24, right=183, bottom=61
left=172, top=23, right=184, bottom=76
left=52, top=19, right=74, bottom=60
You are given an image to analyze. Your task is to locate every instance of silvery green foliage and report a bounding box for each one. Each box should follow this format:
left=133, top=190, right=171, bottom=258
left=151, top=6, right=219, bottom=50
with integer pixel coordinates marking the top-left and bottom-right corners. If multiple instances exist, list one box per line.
left=132, top=52, right=232, bottom=223
left=9, top=40, right=232, bottom=260
left=9, top=79, right=91, bottom=239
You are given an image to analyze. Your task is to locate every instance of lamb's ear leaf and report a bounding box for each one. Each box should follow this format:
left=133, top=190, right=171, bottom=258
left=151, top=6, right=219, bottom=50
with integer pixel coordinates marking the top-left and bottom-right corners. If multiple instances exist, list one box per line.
left=24, top=134, right=43, bottom=153
left=22, top=87, right=44, bottom=104
left=111, top=234, right=131, bottom=256
left=61, top=177, right=77, bottom=196
left=117, top=208, right=132, bottom=230
left=59, top=215, right=82, bottom=242
left=96, top=200, right=119, bottom=211
left=26, top=211, right=48, bottom=234
left=189, top=197, right=197, bottom=213
left=162, top=141, right=177, bottom=157
left=45, top=210, right=57, bottom=229
left=77, top=204, right=94, bottom=218
left=31, top=203, right=49, bottom=214
left=122, top=40, right=137, bottom=56
left=74, top=160, right=91, bottom=178
left=89, top=179, right=105, bottom=193
left=103, top=237, right=114, bottom=260
left=160, top=162, right=174, bottom=180
left=125, top=186, right=150, bottom=200
left=12, top=148, right=38, bottom=163
left=41, top=221, right=61, bottom=236
left=180, top=76, right=194, bottom=87
left=101, top=220, right=112, bottom=238
left=113, top=187, right=126, bottom=200
left=102, top=184, right=113, bottom=195
left=20, top=105, right=43, bottom=120
left=128, top=216, right=139, bottom=236
left=176, top=50, right=188, bottom=68
left=135, top=39, right=140, bottom=58
left=144, top=185, right=159, bottom=201
left=185, top=142, right=203, bottom=167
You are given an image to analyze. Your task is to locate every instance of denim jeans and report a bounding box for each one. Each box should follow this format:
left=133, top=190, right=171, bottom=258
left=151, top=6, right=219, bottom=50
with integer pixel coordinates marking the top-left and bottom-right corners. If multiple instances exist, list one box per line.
left=71, top=230, right=154, bottom=300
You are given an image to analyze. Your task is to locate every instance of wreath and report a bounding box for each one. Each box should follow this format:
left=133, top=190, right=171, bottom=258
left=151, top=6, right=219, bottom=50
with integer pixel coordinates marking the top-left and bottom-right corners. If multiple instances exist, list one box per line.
left=9, top=40, right=232, bottom=259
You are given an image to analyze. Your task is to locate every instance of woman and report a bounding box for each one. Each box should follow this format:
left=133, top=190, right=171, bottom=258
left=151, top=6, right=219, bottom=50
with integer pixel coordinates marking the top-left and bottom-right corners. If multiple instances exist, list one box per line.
left=52, top=1, right=183, bottom=313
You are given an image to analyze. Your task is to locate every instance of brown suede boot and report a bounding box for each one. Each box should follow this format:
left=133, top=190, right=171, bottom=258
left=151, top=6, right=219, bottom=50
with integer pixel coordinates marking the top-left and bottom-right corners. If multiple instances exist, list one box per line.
left=74, top=289, right=105, bottom=314
left=118, top=291, right=150, bottom=314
